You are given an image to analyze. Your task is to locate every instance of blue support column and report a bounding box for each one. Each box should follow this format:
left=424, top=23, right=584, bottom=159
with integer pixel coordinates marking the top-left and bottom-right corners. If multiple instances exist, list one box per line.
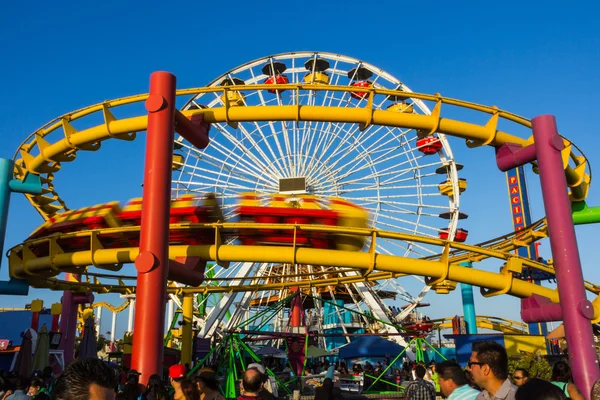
left=0, top=158, right=42, bottom=295
left=459, top=261, right=478, bottom=334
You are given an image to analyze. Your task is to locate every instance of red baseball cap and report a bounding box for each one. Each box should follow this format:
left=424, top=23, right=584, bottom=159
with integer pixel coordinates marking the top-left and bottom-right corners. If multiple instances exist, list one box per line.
left=169, top=364, right=187, bottom=379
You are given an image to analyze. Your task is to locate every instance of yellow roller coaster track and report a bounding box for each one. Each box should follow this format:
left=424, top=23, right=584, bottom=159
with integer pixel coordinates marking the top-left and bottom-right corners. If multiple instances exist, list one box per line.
left=90, top=300, right=131, bottom=314
left=431, top=315, right=528, bottom=335
left=8, top=84, right=598, bottom=321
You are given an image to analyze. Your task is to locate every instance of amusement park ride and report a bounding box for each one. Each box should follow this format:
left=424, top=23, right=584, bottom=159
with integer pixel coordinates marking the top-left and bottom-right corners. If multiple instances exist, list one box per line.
left=1, top=52, right=600, bottom=397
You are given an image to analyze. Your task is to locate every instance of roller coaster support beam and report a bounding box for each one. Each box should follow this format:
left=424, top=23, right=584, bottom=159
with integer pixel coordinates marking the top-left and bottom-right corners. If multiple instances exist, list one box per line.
left=288, top=288, right=305, bottom=377
left=131, top=71, right=177, bottom=384
left=132, top=71, right=211, bottom=385
left=181, top=293, right=193, bottom=366
left=59, top=289, right=94, bottom=362
left=572, top=201, right=600, bottom=225
left=0, top=158, right=42, bottom=295
left=534, top=115, right=599, bottom=396
left=521, top=294, right=563, bottom=323
left=459, top=262, right=478, bottom=334
left=498, top=115, right=600, bottom=397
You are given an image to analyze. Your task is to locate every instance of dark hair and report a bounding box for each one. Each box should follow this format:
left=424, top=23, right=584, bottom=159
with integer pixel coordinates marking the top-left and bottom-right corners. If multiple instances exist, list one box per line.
left=30, top=378, right=45, bottom=389
left=551, top=361, right=572, bottom=383
left=145, top=374, right=169, bottom=400
left=43, top=366, right=53, bottom=378
left=472, top=341, right=509, bottom=380
left=117, top=369, right=141, bottom=400
left=514, top=368, right=529, bottom=378
left=515, top=378, right=567, bottom=400
left=592, top=380, right=600, bottom=400
left=180, top=378, right=200, bottom=400
left=415, top=365, right=426, bottom=379
left=15, top=378, right=28, bottom=390
left=242, top=369, right=262, bottom=393
left=51, top=358, right=117, bottom=400
left=197, top=370, right=220, bottom=391
left=436, top=361, right=467, bottom=386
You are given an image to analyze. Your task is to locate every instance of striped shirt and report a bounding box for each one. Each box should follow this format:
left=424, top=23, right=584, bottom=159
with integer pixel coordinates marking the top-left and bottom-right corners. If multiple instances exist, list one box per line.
left=447, top=385, right=480, bottom=400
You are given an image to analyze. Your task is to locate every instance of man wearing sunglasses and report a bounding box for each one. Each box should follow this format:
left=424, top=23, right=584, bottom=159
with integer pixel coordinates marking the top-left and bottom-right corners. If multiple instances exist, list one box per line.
left=512, top=369, right=529, bottom=387
left=468, top=341, right=517, bottom=400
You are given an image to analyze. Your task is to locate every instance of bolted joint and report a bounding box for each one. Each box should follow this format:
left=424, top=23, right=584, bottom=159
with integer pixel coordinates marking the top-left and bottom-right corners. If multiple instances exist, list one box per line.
left=145, top=94, right=167, bottom=113
left=578, top=299, right=594, bottom=320
left=135, top=251, right=158, bottom=273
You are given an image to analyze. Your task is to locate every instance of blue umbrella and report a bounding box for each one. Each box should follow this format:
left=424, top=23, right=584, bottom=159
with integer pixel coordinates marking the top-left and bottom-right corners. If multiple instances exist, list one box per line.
left=78, top=317, right=97, bottom=359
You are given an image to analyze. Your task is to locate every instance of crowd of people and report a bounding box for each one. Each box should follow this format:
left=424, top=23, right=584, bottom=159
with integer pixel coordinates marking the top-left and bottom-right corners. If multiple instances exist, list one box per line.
left=0, top=340, right=598, bottom=400
left=399, top=341, right=597, bottom=400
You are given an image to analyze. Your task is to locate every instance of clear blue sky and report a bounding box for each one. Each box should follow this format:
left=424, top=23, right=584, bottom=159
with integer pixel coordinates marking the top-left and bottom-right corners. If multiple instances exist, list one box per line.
left=1, top=1, right=599, bottom=339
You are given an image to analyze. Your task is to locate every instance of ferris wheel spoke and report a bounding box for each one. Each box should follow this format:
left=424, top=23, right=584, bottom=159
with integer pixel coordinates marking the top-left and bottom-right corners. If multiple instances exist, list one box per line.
left=207, top=124, right=283, bottom=179
left=330, top=142, right=422, bottom=183
left=174, top=164, right=272, bottom=192
left=218, top=122, right=286, bottom=179
left=339, top=198, right=448, bottom=210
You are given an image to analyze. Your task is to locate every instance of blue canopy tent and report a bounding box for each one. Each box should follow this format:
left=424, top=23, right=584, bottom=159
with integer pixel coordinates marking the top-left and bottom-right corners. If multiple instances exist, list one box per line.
left=339, top=336, right=404, bottom=360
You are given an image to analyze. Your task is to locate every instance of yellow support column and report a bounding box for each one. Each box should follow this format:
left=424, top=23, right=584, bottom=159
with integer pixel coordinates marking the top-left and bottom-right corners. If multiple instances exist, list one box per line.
left=181, top=294, right=194, bottom=365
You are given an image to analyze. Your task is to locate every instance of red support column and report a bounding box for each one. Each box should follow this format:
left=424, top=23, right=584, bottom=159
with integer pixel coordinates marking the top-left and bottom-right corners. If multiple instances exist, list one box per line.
left=131, top=72, right=177, bottom=385
left=291, top=289, right=302, bottom=327
left=288, top=287, right=305, bottom=376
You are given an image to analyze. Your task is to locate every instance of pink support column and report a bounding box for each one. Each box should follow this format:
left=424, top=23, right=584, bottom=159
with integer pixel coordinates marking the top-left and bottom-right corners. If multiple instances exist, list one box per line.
left=533, top=115, right=600, bottom=397
left=131, top=72, right=176, bottom=385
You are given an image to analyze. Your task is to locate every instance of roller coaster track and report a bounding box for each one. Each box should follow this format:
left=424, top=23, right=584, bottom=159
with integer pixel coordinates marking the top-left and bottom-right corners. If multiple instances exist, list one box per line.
left=8, top=84, right=599, bottom=321
left=90, top=300, right=130, bottom=314
left=431, top=315, right=528, bottom=335
left=12, top=85, right=590, bottom=220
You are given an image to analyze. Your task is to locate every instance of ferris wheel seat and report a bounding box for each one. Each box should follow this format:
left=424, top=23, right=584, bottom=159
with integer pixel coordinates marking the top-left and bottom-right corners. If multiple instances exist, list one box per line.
left=387, top=101, right=414, bottom=114
left=416, top=136, right=443, bottom=155
left=350, top=81, right=372, bottom=100
left=438, top=178, right=468, bottom=196
left=303, top=72, right=330, bottom=85
left=264, top=75, right=289, bottom=94
left=220, top=91, right=245, bottom=107
left=438, top=228, right=469, bottom=242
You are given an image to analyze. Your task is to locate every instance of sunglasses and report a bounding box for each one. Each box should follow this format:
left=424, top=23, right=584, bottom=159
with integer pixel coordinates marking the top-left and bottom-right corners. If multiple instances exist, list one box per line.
left=467, top=361, right=485, bottom=368
left=513, top=376, right=523, bottom=380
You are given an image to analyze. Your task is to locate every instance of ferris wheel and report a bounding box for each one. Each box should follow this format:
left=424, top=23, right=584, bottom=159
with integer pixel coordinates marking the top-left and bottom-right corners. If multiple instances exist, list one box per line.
left=170, top=52, right=463, bottom=346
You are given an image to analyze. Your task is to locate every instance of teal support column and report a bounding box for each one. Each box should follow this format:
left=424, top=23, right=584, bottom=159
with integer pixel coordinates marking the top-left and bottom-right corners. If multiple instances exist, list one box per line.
left=0, top=158, right=42, bottom=295
left=459, top=261, right=478, bottom=334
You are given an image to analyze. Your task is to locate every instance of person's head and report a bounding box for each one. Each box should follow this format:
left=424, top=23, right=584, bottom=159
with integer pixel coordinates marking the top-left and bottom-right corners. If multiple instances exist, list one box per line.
left=169, top=364, right=187, bottom=388
left=592, top=380, right=600, bottom=400
left=512, top=368, right=530, bottom=387
left=515, top=378, right=567, bottom=400
left=436, top=361, right=468, bottom=398
left=196, top=370, right=220, bottom=393
left=146, top=374, right=167, bottom=395
left=241, top=369, right=263, bottom=395
left=15, top=378, right=28, bottom=391
left=551, top=361, right=572, bottom=383
left=415, top=365, right=426, bottom=379
left=29, top=378, right=45, bottom=395
left=469, top=341, right=509, bottom=389
left=43, top=366, right=53, bottom=378
left=430, top=363, right=437, bottom=372
left=51, top=357, right=117, bottom=400
left=180, top=378, right=200, bottom=400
